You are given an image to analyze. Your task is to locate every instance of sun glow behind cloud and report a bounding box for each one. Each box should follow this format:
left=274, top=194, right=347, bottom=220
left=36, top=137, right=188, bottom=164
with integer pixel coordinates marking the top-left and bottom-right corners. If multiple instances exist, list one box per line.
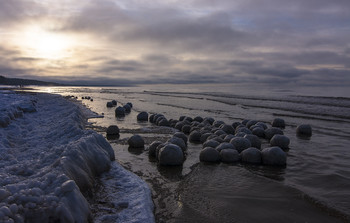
left=17, top=25, right=75, bottom=60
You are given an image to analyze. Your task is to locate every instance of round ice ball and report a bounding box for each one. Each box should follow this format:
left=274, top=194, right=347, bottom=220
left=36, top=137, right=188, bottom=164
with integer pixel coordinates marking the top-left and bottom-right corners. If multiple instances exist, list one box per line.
left=183, top=116, right=193, bottom=123
left=216, top=142, right=235, bottom=152
left=149, top=114, right=156, bottom=123
left=230, top=137, right=251, bottom=153
left=155, top=143, right=166, bottom=160
left=200, top=147, right=220, bottom=163
left=272, top=118, right=285, bottom=128
left=167, top=137, right=187, bottom=152
left=264, top=127, right=284, bottom=140
left=123, top=104, right=131, bottom=113
left=270, top=134, right=290, bottom=150
left=261, top=146, right=287, bottom=166
left=149, top=141, right=163, bottom=157
left=213, top=120, right=225, bottom=128
left=174, top=132, right=188, bottom=145
left=137, top=111, right=148, bottom=121
left=158, top=119, right=170, bottom=127
left=106, top=125, right=120, bottom=135
left=235, top=127, right=252, bottom=135
left=203, top=117, right=215, bottom=125
left=256, top=122, right=268, bottom=130
left=0, top=189, right=10, bottom=200
left=182, top=125, right=191, bottom=134
left=106, top=101, right=114, bottom=108
left=241, top=147, right=262, bottom=164
left=221, top=124, right=235, bottom=134
left=224, top=134, right=235, bottom=142
left=115, top=106, right=125, bottom=116
left=296, top=124, right=312, bottom=137
left=203, top=139, right=220, bottom=149
left=252, top=127, right=265, bottom=138
left=220, top=149, right=240, bottom=163
left=175, top=122, right=185, bottom=131
left=128, top=135, right=145, bottom=148
left=214, top=129, right=226, bottom=136
left=246, top=120, right=258, bottom=129
left=244, top=134, right=261, bottom=149
left=189, top=131, right=201, bottom=143
left=194, top=116, right=204, bottom=123
left=200, top=133, right=212, bottom=143
left=159, top=144, right=184, bottom=166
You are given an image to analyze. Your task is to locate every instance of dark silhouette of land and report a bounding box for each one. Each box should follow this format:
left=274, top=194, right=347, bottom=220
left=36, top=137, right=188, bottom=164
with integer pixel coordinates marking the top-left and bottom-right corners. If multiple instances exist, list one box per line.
left=0, top=75, right=61, bottom=86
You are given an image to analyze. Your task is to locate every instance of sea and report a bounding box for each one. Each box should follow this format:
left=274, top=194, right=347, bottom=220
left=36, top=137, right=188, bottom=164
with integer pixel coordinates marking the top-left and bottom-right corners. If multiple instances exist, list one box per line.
left=31, top=83, right=350, bottom=222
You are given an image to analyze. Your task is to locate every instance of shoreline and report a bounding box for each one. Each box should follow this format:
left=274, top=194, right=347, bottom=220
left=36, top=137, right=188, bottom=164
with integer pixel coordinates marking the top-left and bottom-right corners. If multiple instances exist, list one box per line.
left=3, top=86, right=349, bottom=222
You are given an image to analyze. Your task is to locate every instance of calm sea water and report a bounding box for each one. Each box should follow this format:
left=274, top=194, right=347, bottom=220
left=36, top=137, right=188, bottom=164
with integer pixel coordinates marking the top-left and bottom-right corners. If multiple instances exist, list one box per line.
left=32, top=84, right=350, bottom=222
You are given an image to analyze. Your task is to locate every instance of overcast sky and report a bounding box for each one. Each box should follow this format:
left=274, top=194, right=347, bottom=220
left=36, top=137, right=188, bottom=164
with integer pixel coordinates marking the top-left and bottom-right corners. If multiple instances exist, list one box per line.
left=0, top=0, right=349, bottom=86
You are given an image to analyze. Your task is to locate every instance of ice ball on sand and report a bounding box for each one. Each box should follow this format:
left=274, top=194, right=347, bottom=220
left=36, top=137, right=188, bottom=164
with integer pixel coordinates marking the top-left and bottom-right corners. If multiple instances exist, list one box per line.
left=272, top=118, right=285, bottom=128
left=241, top=147, right=262, bottom=164
left=159, top=144, right=184, bottom=166
left=261, top=147, right=287, bottom=166
left=200, top=147, right=220, bottom=163
left=137, top=111, right=149, bottom=121
left=128, top=135, right=145, bottom=148
left=296, top=124, right=312, bottom=137
left=220, top=149, right=240, bottom=163
left=270, top=134, right=290, bottom=151
left=115, top=106, right=125, bottom=117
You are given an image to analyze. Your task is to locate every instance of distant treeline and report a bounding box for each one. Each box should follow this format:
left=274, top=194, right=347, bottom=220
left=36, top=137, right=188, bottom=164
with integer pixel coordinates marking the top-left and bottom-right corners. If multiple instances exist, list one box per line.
left=0, top=75, right=60, bottom=86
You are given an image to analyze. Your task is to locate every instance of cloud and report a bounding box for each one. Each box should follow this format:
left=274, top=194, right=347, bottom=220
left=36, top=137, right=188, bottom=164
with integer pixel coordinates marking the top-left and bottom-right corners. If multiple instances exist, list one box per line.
left=0, top=0, right=46, bottom=26
left=0, top=0, right=349, bottom=87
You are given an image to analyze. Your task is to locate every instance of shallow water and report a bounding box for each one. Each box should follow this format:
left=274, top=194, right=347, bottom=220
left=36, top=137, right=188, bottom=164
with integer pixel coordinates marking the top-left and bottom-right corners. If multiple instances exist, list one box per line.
left=31, top=84, right=350, bottom=222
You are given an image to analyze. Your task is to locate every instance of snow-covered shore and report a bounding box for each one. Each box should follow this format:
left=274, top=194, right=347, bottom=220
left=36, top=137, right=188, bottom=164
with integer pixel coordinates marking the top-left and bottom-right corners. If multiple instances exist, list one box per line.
left=0, top=90, right=154, bottom=223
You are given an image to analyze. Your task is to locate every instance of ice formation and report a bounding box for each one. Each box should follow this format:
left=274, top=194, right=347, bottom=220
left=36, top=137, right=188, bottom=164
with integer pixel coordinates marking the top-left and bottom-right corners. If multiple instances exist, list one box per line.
left=0, top=91, right=154, bottom=223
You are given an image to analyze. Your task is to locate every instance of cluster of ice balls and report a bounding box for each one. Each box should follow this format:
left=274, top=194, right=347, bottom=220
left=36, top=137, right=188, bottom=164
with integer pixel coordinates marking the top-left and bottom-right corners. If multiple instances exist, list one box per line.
left=148, top=132, right=188, bottom=166
left=107, top=110, right=187, bottom=165
left=81, top=96, right=93, bottom=101
left=138, top=111, right=312, bottom=167
left=106, top=100, right=134, bottom=117
left=116, top=103, right=133, bottom=117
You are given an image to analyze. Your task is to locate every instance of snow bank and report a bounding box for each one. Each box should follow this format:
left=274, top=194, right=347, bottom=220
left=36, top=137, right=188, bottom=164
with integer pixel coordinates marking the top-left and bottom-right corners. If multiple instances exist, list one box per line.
left=0, top=91, right=154, bottom=223
left=0, top=91, right=35, bottom=128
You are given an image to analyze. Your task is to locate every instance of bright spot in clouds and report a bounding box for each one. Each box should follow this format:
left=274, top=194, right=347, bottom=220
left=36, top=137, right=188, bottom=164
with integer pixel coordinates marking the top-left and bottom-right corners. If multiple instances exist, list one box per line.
left=18, top=26, right=75, bottom=60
